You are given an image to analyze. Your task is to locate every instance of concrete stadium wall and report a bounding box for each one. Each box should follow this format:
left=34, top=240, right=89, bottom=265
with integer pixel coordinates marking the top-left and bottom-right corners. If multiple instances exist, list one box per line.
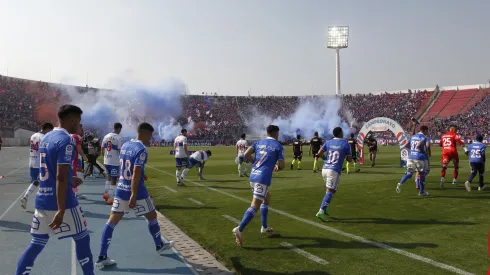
left=15, top=128, right=35, bottom=139
left=1, top=138, right=30, bottom=146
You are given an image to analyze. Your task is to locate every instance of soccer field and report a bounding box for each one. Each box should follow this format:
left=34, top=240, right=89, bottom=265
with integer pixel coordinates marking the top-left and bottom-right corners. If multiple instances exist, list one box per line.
left=144, top=145, right=488, bottom=275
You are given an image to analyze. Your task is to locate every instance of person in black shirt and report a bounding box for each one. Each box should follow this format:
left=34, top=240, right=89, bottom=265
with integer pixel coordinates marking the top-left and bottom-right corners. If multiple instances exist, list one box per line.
left=309, top=132, right=323, bottom=173
left=291, top=135, right=303, bottom=170
left=346, top=133, right=360, bottom=173
left=84, top=135, right=106, bottom=178
left=367, top=137, right=378, bottom=167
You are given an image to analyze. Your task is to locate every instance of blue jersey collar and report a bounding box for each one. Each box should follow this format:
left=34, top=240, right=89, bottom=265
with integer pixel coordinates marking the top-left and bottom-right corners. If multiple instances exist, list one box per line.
left=53, top=127, right=69, bottom=135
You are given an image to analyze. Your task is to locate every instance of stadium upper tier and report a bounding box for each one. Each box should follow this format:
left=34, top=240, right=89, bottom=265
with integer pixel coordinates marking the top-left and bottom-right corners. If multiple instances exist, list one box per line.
left=0, top=74, right=489, bottom=139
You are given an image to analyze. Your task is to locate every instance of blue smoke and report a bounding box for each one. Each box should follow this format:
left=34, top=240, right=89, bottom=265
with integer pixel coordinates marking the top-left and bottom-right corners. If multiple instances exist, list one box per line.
left=245, top=96, right=351, bottom=141
left=63, top=78, right=188, bottom=139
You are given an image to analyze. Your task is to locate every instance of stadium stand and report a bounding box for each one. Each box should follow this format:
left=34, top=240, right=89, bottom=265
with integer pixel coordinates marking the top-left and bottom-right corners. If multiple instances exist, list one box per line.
left=0, top=74, right=488, bottom=140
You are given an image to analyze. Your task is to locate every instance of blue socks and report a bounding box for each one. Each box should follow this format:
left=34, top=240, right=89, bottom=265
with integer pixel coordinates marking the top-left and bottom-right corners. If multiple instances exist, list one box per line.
left=16, top=234, right=49, bottom=275
left=400, top=172, right=413, bottom=184
left=419, top=173, right=426, bottom=193
left=239, top=207, right=256, bottom=232
left=148, top=219, right=163, bottom=247
left=415, top=174, right=420, bottom=189
left=73, top=231, right=94, bottom=275
left=320, top=192, right=334, bottom=212
left=260, top=204, right=269, bottom=229
left=99, top=222, right=115, bottom=257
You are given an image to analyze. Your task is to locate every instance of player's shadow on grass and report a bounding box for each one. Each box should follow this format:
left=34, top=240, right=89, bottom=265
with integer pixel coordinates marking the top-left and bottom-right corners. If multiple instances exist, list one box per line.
left=230, top=256, right=331, bottom=275
left=328, top=217, right=475, bottom=225
left=206, top=179, right=244, bottom=183
left=243, top=234, right=437, bottom=251
left=154, top=204, right=217, bottom=210
left=0, top=221, right=31, bottom=232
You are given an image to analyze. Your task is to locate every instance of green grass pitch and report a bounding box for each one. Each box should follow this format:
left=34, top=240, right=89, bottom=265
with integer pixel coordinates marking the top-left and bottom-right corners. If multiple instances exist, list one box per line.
left=143, top=145, right=489, bottom=275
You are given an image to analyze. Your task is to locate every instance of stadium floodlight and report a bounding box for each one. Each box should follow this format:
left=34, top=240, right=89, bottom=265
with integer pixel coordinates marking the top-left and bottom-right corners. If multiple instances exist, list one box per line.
left=327, top=26, right=349, bottom=95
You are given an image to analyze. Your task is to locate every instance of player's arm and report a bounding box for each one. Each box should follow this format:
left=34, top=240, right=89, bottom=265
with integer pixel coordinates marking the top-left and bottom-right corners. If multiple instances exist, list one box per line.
left=50, top=140, right=74, bottom=229
left=77, top=143, right=88, bottom=162
left=426, top=139, right=431, bottom=157
left=236, top=144, right=239, bottom=155
left=56, top=164, right=70, bottom=212
left=300, top=141, right=303, bottom=155
left=130, top=150, right=147, bottom=207
left=244, top=146, right=255, bottom=163
left=276, top=147, right=285, bottom=171
left=455, top=135, right=465, bottom=148
left=316, top=143, right=327, bottom=158
left=309, top=141, right=312, bottom=155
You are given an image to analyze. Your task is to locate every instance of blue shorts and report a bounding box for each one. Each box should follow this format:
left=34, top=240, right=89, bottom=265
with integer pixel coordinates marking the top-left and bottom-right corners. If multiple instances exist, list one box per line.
left=176, top=158, right=189, bottom=168
left=188, top=158, right=201, bottom=168
left=30, top=168, right=39, bottom=182
left=238, top=156, right=245, bottom=163
left=105, top=165, right=120, bottom=178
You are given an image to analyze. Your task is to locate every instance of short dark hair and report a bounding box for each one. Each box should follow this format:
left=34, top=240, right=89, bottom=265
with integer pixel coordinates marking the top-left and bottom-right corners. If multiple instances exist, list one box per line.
left=87, top=135, right=94, bottom=140
left=138, top=122, right=154, bottom=133
left=80, top=124, right=83, bottom=127
left=296, top=135, right=301, bottom=140
left=241, top=133, right=246, bottom=139
left=314, top=131, right=319, bottom=137
left=420, top=125, right=429, bottom=132
left=58, top=104, right=83, bottom=120
left=449, top=125, right=457, bottom=130
left=266, top=125, right=280, bottom=135
left=41, top=122, right=54, bottom=131
left=350, top=133, right=355, bottom=138
left=333, top=127, right=343, bottom=138
left=114, top=122, right=122, bottom=130
left=181, top=128, right=187, bottom=134
left=475, top=134, right=484, bottom=142
left=206, top=150, right=212, bottom=157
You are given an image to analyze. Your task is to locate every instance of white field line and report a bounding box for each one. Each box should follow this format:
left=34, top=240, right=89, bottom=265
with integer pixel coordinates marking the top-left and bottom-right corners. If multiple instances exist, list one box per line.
left=187, top=198, right=204, bottom=206
left=222, top=215, right=240, bottom=224
left=147, top=165, right=475, bottom=275
left=280, top=242, right=329, bottom=265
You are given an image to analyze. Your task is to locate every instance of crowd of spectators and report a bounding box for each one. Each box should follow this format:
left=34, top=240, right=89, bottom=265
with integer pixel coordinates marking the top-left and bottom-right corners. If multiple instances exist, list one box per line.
left=0, top=74, right=485, bottom=141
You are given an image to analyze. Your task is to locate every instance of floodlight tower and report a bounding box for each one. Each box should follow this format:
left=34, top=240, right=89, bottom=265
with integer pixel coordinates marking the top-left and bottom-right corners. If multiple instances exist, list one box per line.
left=327, top=26, right=349, bottom=95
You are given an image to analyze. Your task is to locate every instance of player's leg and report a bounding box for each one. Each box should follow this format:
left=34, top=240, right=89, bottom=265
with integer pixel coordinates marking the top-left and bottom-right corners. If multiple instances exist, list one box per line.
left=371, top=151, right=377, bottom=167
left=478, top=163, right=485, bottom=190
left=316, top=169, right=339, bottom=222
left=465, top=162, right=478, bottom=192
left=244, top=161, right=251, bottom=176
left=297, top=155, right=302, bottom=170
left=233, top=183, right=267, bottom=245
left=16, top=233, right=50, bottom=275
left=143, top=208, right=175, bottom=253
left=20, top=168, right=40, bottom=209
left=96, top=208, right=125, bottom=269
left=103, top=165, right=112, bottom=201
left=440, top=155, right=449, bottom=187
left=415, top=172, right=420, bottom=189
left=313, top=156, right=318, bottom=172
left=452, top=155, right=460, bottom=184
left=418, top=166, right=428, bottom=195
left=238, top=158, right=243, bottom=176
left=396, top=160, right=415, bottom=193
left=260, top=192, right=273, bottom=233
left=291, top=157, right=296, bottom=170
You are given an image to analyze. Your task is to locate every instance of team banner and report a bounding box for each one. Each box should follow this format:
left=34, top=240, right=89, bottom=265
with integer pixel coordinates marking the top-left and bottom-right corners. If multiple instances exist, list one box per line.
left=153, top=140, right=214, bottom=147
left=356, top=117, right=409, bottom=167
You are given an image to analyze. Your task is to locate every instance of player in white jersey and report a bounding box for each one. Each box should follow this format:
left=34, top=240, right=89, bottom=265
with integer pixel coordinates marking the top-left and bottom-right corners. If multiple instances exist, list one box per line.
left=174, top=129, right=189, bottom=186
left=20, top=122, right=54, bottom=209
left=236, top=133, right=251, bottom=177
left=179, top=150, right=212, bottom=181
left=101, top=123, right=123, bottom=204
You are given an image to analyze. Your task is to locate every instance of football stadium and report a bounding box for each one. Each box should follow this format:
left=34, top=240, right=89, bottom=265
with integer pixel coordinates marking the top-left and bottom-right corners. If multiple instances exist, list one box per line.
left=1, top=2, right=490, bottom=275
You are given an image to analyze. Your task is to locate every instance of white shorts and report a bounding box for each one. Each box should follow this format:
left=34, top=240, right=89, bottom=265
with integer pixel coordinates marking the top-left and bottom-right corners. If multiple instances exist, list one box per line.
left=111, top=197, right=155, bottom=216
left=322, top=169, right=340, bottom=190
left=249, top=182, right=269, bottom=200
left=30, top=206, right=87, bottom=239
left=407, top=159, right=428, bottom=173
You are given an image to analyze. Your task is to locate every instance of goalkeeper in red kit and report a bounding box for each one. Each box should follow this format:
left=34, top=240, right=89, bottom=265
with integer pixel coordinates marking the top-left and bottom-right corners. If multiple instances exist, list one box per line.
left=439, top=125, right=466, bottom=188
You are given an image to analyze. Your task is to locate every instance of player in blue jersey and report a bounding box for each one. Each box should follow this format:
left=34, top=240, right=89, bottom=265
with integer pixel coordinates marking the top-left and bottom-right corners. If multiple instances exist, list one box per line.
left=464, top=134, right=486, bottom=192
left=95, top=122, right=175, bottom=269
left=16, top=105, right=94, bottom=275
left=396, top=125, right=430, bottom=196
left=232, top=125, right=285, bottom=246
left=315, top=127, right=352, bottom=222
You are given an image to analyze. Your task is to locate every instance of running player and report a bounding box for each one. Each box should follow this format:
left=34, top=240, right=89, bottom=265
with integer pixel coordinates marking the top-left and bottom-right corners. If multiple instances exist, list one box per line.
left=346, top=133, right=360, bottom=174
left=174, top=129, right=189, bottom=186
left=236, top=133, right=250, bottom=177
left=20, top=122, right=54, bottom=209
left=232, top=125, right=284, bottom=246
left=396, top=125, right=430, bottom=196
left=309, top=132, right=323, bottom=173
left=315, top=127, right=352, bottom=222
left=72, top=124, right=89, bottom=199
left=180, top=150, right=212, bottom=181
left=95, top=123, right=174, bottom=269
left=16, top=105, right=94, bottom=275
left=291, top=135, right=303, bottom=170
left=464, top=134, right=486, bottom=192
left=439, top=125, right=466, bottom=187
left=102, top=122, right=123, bottom=204
left=367, top=137, right=378, bottom=167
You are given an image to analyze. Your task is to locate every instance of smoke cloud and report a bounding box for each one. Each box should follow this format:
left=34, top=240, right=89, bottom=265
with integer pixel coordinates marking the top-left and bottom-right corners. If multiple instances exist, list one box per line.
left=57, top=78, right=192, bottom=140
left=245, top=96, right=352, bottom=141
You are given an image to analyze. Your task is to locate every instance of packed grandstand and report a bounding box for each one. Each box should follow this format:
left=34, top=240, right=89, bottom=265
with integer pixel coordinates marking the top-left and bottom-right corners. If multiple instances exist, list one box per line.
left=1, top=74, right=489, bottom=144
